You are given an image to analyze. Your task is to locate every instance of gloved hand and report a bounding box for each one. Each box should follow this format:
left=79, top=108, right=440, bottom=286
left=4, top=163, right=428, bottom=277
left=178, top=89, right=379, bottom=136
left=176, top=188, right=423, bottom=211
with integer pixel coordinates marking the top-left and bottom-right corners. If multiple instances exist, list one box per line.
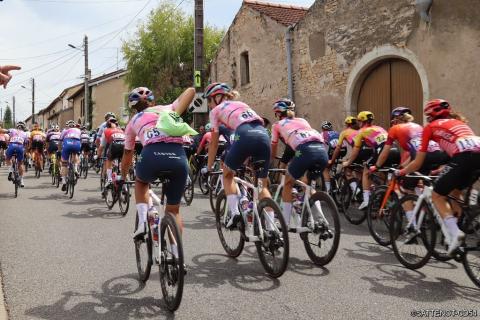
left=201, top=167, right=208, bottom=175
left=369, top=166, right=377, bottom=173
left=342, top=161, right=350, bottom=168
left=394, top=169, right=406, bottom=177
left=93, top=155, right=98, bottom=160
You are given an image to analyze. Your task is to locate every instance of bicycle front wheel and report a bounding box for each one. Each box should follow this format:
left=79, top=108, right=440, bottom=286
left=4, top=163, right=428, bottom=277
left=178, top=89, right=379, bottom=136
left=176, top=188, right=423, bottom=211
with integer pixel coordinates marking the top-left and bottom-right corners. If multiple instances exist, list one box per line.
left=68, top=169, right=75, bottom=199
left=183, top=173, right=194, bottom=206
left=255, top=197, right=289, bottom=278
left=215, top=190, right=245, bottom=257
left=104, top=184, right=115, bottom=209
left=301, top=191, right=340, bottom=266
left=390, top=194, right=436, bottom=269
left=119, top=184, right=130, bottom=216
left=341, top=178, right=366, bottom=225
left=367, top=186, right=398, bottom=246
left=159, top=213, right=184, bottom=312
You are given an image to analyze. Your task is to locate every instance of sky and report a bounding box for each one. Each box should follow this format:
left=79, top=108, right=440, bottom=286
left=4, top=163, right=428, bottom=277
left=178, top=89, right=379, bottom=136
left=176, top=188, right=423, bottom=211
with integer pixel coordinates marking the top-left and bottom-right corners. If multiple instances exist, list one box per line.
left=0, top=0, right=315, bottom=122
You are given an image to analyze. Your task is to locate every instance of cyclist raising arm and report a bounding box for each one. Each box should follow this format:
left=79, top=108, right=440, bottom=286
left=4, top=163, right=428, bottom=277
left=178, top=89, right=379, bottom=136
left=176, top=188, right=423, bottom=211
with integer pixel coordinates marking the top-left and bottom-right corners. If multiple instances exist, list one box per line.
left=397, top=99, right=480, bottom=254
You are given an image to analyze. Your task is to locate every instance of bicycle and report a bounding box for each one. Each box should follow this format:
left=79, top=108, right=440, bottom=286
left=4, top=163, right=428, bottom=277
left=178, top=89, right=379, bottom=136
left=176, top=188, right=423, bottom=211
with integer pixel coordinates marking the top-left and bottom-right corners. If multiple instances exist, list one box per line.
left=80, top=153, right=89, bottom=179
left=183, top=171, right=194, bottom=206
left=104, top=159, right=131, bottom=215
left=9, top=153, right=21, bottom=198
left=269, top=168, right=341, bottom=266
left=390, top=171, right=480, bottom=287
left=208, top=169, right=223, bottom=213
left=34, top=151, right=42, bottom=179
left=215, top=160, right=289, bottom=278
left=134, top=174, right=185, bottom=311
left=64, top=153, right=78, bottom=199
left=50, top=152, right=60, bottom=187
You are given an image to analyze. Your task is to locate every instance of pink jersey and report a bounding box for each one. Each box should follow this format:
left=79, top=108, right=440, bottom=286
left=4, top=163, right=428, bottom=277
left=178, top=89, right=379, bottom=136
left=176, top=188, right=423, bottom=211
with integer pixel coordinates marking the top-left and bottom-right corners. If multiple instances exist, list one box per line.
left=60, top=128, right=81, bottom=140
left=209, top=101, right=263, bottom=131
left=8, top=129, right=28, bottom=144
left=271, top=118, right=324, bottom=150
left=0, top=133, right=9, bottom=142
left=124, top=101, right=184, bottom=150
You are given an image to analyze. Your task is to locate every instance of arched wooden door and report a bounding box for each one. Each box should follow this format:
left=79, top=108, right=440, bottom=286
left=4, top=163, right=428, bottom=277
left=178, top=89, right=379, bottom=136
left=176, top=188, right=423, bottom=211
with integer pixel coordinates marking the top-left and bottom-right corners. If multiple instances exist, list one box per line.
left=357, top=59, right=423, bottom=129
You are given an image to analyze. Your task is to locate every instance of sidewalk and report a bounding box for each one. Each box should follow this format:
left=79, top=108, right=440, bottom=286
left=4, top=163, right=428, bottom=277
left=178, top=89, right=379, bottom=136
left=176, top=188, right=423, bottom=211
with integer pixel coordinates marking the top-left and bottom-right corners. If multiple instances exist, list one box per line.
left=0, top=268, right=8, bottom=320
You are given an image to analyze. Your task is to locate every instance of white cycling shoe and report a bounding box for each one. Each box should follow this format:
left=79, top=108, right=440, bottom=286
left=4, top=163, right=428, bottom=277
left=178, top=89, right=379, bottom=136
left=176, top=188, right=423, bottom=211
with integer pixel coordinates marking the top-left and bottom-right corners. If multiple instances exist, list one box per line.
left=447, top=230, right=465, bottom=256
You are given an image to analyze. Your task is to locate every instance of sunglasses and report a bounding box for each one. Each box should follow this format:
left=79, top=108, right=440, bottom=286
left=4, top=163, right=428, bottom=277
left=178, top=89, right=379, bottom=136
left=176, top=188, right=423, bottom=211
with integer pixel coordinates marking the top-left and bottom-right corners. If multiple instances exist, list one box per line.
left=432, top=102, right=450, bottom=112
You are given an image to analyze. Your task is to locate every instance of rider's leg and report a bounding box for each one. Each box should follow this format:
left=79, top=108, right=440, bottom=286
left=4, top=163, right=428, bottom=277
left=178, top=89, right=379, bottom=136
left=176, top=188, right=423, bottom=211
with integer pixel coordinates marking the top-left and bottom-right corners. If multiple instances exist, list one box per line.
left=323, top=168, right=331, bottom=192
left=106, top=159, right=113, bottom=182
left=359, top=167, right=371, bottom=209
left=281, top=173, right=295, bottom=227
left=134, top=179, right=149, bottom=237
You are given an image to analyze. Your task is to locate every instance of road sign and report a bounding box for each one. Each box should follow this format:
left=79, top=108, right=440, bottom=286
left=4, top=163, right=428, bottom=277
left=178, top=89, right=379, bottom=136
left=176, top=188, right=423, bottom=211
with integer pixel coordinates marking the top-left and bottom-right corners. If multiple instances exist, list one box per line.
left=194, top=71, right=201, bottom=88
left=189, top=93, right=208, bottom=113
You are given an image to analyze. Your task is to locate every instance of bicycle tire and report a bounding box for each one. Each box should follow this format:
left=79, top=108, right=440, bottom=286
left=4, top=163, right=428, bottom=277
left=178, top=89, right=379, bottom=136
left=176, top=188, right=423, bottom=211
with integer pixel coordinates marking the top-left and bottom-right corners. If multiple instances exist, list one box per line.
left=159, top=212, right=185, bottom=312
left=341, top=178, right=366, bottom=225
left=14, top=172, right=19, bottom=198
left=183, top=173, right=194, bottom=206
left=390, top=194, right=436, bottom=270
left=68, top=168, right=75, bottom=199
left=215, top=190, right=245, bottom=257
left=209, top=176, right=222, bottom=213
left=119, top=184, right=130, bottom=216
left=462, top=218, right=480, bottom=288
left=83, top=158, right=88, bottom=179
left=367, top=186, right=398, bottom=246
left=134, top=214, right=152, bottom=282
left=301, top=191, right=340, bottom=266
left=255, top=197, right=289, bottom=278
left=198, top=172, right=209, bottom=195
left=104, top=184, right=115, bottom=209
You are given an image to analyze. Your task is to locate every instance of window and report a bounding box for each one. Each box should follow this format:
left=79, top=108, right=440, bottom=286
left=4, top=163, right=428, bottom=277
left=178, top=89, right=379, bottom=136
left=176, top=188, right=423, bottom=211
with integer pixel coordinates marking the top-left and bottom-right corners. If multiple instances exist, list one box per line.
left=240, top=51, right=250, bottom=86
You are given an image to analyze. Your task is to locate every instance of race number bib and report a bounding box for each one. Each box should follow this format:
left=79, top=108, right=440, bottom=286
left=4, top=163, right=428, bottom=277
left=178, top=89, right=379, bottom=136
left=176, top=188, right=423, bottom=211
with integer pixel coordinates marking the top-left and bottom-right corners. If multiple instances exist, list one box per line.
left=329, top=138, right=339, bottom=148
left=112, top=133, right=125, bottom=140
left=238, top=110, right=255, bottom=121
left=456, top=136, right=480, bottom=152
left=10, top=136, right=24, bottom=144
left=374, top=134, right=387, bottom=145
left=295, top=130, right=313, bottom=140
left=33, top=135, right=43, bottom=141
left=143, top=127, right=166, bottom=141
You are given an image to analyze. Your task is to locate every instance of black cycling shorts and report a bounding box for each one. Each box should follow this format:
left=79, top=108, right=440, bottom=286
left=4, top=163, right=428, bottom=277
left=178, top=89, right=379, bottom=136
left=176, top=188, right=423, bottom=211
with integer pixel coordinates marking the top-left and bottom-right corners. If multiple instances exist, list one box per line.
left=433, top=152, right=480, bottom=196
left=31, top=140, right=45, bottom=152
left=134, top=141, right=143, bottom=156
left=352, top=147, right=373, bottom=165
left=280, top=144, right=295, bottom=165
left=366, top=145, right=400, bottom=167
left=81, top=143, right=91, bottom=153
left=0, top=141, right=7, bottom=150
left=47, top=141, right=59, bottom=154
left=107, top=141, right=124, bottom=161
left=402, top=151, right=450, bottom=190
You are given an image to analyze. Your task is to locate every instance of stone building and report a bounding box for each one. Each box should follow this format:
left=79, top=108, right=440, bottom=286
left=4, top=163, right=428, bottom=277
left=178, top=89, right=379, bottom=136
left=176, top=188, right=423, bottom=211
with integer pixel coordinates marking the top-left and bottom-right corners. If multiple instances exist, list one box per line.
left=209, top=0, right=308, bottom=118
left=210, top=0, right=480, bottom=130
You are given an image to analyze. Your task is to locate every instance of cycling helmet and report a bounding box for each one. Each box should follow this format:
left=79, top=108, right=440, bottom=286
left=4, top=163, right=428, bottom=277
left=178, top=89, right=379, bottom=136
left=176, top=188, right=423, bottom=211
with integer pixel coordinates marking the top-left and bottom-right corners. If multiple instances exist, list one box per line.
left=424, top=99, right=451, bottom=121
left=391, top=106, right=412, bottom=119
left=16, top=121, right=26, bottom=129
left=357, top=111, right=374, bottom=122
left=66, top=120, right=75, bottom=128
left=203, top=82, right=232, bottom=99
left=321, top=121, right=333, bottom=131
left=345, top=116, right=357, bottom=125
left=107, top=117, right=118, bottom=124
left=205, top=123, right=212, bottom=131
left=128, top=87, right=154, bottom=109
left=54, top=125, right=60, bottom=131
left=81, top=125, right=86, bottom=130
left=272, top=98, right=295, bottom=113
left=104, top=112, right=116, bottom=121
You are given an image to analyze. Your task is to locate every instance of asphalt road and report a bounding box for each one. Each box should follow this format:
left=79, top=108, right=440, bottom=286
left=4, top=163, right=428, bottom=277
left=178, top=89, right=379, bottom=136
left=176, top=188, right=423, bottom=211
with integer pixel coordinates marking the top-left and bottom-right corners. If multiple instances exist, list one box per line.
left=1, top=166, right=480, bottom=320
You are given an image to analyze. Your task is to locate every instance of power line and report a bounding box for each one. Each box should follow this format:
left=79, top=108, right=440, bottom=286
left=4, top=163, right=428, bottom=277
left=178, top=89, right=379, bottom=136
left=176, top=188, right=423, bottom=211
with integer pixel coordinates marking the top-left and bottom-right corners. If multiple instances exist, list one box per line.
left=24, top=0, right=146, bottom=3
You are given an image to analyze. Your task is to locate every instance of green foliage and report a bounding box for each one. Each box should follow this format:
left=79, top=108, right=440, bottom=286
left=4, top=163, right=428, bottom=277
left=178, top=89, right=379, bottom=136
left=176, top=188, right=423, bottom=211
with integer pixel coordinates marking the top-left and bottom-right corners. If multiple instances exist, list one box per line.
left=3, top=105, right=13, bottom=128
left=122, top=1, right=224, bottom=106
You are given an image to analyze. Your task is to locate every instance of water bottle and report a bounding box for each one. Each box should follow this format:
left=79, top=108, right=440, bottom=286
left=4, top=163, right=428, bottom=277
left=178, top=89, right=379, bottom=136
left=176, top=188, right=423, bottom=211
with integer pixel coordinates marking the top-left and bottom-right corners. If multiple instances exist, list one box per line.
left=152, top=215, right=159, bottom=242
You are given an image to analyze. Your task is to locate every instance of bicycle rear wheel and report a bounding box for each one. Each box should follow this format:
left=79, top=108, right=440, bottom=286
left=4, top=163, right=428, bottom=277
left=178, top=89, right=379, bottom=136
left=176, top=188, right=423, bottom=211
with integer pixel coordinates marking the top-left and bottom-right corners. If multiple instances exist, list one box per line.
left=255, top=197, right=289, bottom=278
left=82, top=157, right=88, bottom=179
left=183, top=173, right=194, bottom=206
left=367, top=186, right=398, bottom=246
left=134, top=214, right=152, bottom=282
left=68, top=166, right=75, bottom=198
left=159, top=213, right=184, bottom=312
left=198, top=172, right=209, bottom=195
left=104, top=184, right=115, bottom=209
left=341, top=178, right=366, bottom=225
left=119, top=184, right=130, bottom=216
left=462, top=213, right=480, bottom=288
left=301, top=191, right=340, bottom=266
left=14, top=172, right=19, bottom=198
left=215, top=190, right=245, bottom=257
left=390, top=194, right=436, bottom=269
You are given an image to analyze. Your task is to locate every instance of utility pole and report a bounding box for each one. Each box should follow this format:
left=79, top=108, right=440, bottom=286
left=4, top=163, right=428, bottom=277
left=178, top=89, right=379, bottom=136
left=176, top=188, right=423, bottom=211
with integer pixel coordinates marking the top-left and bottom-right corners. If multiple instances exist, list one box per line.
left=32, top=78, right=35, bottom=124
left=1, top=106, right=3, bottom=121
left=194, top=0, right=205, bottom=126
left=12, top=96, right=15, bottom=126
left=84, top=35, right=90, bottom=128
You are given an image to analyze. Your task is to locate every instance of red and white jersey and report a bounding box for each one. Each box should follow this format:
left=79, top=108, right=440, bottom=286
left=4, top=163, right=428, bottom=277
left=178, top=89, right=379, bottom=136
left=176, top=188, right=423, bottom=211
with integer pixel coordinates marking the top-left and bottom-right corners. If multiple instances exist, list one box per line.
left=420, top=118, right=480, bottom=157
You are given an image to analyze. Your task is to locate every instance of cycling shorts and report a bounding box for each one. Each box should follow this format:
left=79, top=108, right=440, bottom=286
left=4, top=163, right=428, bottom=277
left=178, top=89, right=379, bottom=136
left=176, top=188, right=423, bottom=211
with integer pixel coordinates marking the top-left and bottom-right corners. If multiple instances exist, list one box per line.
left=134, top=141, right=143, bottom=156
left=107, top=141, right=124, bottom=161
left=434, top=152, right=480, bottom=196
left=136, top=142, right=188, bottom=205
left=280, top=144, right=295, bottom=165
left=61, top=139, right=81, bottom=161
left=47, top=141, right=59, bottom=154
left=366, top=144, right=400, bottom=167
left=402, top=151, right=450, bottom=190
left=0, top=141, right=7, bottom=150
left=225, top=121, right=271, bottom=178
left=31, top=140, right=45, bottom=152
left=288, top=142, right=328, bottom=180
left=6, top=143, right=25, bottom=162
left=81, top=142, right=91, bottom=153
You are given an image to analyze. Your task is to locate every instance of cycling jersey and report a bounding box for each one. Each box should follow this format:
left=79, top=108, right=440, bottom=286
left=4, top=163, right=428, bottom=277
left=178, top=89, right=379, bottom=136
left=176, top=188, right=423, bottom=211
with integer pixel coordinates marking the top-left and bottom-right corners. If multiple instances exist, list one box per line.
left=46, top=131, right=61, bottom=143
left=197, top=131, right=226, bottom=153
left=7, top=129, right=28, bottom=145
left=386, top=122, right=441, bottom=159
left=322, top=130, right=340, bottom=149
left=271, top=117, right=324, bottom=150
left=60, top=128, right=81, bottom=140
left=101, top=127, right=125, bottom=146
left=353, top=125, right=387, bottom=149
left=80, top=131, right=90, bottom=144
left=209, top=100, right=263, bottom=131
left=420, top=118, right=480, bottom=157
left=31, top=130, right=46, bottom=142
left=124, top=101, right=184, bottom=150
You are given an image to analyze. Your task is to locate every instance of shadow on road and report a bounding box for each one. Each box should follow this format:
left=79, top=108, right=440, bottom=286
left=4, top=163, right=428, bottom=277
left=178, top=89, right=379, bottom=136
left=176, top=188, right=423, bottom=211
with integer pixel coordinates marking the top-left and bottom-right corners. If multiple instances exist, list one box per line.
left=361, top=263, right=480, bottom=302
left=343, top=241, right=399, bottom=265
left=183, top=210, right=216, bottom=230
left=63, top=207, right=126, bottom=220
left=25, top=274, right=174, bottom=320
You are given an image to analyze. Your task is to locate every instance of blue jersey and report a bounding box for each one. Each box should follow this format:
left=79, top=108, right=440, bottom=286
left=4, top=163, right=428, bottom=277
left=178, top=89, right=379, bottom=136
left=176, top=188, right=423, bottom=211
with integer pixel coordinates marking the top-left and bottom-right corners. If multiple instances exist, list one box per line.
left=322, top=130, right=340, bottom=149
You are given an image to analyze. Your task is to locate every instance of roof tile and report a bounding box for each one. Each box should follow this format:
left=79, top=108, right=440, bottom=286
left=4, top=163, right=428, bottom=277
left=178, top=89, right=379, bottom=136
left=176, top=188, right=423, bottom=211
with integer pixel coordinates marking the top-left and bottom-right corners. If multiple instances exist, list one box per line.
left=244, top=0, right=309, bottom=26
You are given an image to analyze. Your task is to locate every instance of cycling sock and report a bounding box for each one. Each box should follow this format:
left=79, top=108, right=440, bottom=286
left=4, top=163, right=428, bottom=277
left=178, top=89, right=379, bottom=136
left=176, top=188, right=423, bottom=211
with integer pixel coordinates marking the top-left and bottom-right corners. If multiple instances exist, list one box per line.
left=325, top=181, right=331, bottom=192
left=349, top=181, right=358, bottom=193
left=136, top=203, right=148, bottom=225
left=444, top=215, right=460, bottom=237
left=107, top=169, right=112, bottom=181
left=264, top=209, right=275, bottom=231
left=281, top=202, right=292, bottom=226
left=227, top=194, right=240, bottom=215
left=405, top=210, right=416, bottom=227
left=363, top=190, right=370, bottom=203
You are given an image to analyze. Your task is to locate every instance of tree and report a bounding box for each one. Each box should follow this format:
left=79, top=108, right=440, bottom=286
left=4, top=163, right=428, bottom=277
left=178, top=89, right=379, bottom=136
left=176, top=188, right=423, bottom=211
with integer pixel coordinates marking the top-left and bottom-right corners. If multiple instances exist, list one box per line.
left=122, top=2, right=224, bottom=112
left=3, top=105, right=12, bottom=128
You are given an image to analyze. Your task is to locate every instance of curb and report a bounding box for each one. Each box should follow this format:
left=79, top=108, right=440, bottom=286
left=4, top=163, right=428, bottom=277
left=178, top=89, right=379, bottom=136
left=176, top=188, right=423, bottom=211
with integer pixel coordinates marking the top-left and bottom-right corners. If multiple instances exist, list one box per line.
left=0, top=263, right=8, bottom=320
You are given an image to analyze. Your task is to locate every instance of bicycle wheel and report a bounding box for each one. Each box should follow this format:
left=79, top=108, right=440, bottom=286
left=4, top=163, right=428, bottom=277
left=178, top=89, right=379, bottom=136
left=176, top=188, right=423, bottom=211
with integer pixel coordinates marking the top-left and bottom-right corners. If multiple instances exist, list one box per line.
left=198, top=172, right=209, bottom=195
left=100, top=174, right=106, bottom=192
left=68, top=169, right=75, bottom=199
left=119, top=184, right=130, bottom=216
left=134, top=214, right=152, bottom=282
left=209, top=176, right=222, bottom=213
left=56, top=168, right=60, bottom=188
left=104, top=184, right=115, bottom=209
left=329, top=174, right=344, bottom=208
left=159, top=212, right=185, bottom=312
left=301, top=191, right=340, bottom=266
left=51, top=162, right=56, bottom=185
left=341, top=178, right=366, bottom=225
left=367, top=186, right=398, bottom=246
left=183, top=173, right=194, bottom=206
left=215, top=190, right=245, bottom=257
left=255, top=197, right=289, bottom=278
left=14, top=171, right=19, bottom=198
left=82, top=158, right=88, bottom=179
left=431, top=221, right=452, bottom=262
left=462, top=213, right=480, bottom=288
left=390, top=194, right=436, bottom=269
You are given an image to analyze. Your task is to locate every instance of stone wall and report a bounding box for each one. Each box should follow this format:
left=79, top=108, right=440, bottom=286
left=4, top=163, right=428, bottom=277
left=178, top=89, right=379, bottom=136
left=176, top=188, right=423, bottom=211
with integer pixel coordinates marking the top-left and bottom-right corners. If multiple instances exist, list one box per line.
left=209, top=5, right=290, bottom=123
left=91, top=76, right=129, bottom=128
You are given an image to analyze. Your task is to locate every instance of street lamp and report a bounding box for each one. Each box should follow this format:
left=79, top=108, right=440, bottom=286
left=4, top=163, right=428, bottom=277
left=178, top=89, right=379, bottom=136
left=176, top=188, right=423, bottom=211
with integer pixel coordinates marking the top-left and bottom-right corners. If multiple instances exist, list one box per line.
left=68, top=36, right=90, bottom=128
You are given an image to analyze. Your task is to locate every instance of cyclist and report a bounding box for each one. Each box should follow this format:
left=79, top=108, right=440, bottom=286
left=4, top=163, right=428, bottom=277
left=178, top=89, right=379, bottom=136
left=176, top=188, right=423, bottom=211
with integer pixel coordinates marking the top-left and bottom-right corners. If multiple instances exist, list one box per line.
left=30, top=123, right=46, bottom=171
left=0, top=131, right=9, bottom=162
left=96, top=112, right=116, bottom=176
left=98, top=117, right=125, bottom=186
left=80, top=125, right=91, bottom=166
left=396, top=99, right=480, bottom=254
left=1, top=122, right=28, bottom=187
left=60, top=120, right=81, bottom=191
left=23, top=126, right=32, bottom=168
left=271, top=98, right=328, bottom=227
left=321, top=121, right=342, bottom=193
left=342, top=111, right=395, bottom=210
left=204, top=82, right=271, bottom=228
left=46, top=125, right=61, bottom=173
left=120, top=86, right=195, bottom=239
left=196, top=123, right=226, bottom=155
